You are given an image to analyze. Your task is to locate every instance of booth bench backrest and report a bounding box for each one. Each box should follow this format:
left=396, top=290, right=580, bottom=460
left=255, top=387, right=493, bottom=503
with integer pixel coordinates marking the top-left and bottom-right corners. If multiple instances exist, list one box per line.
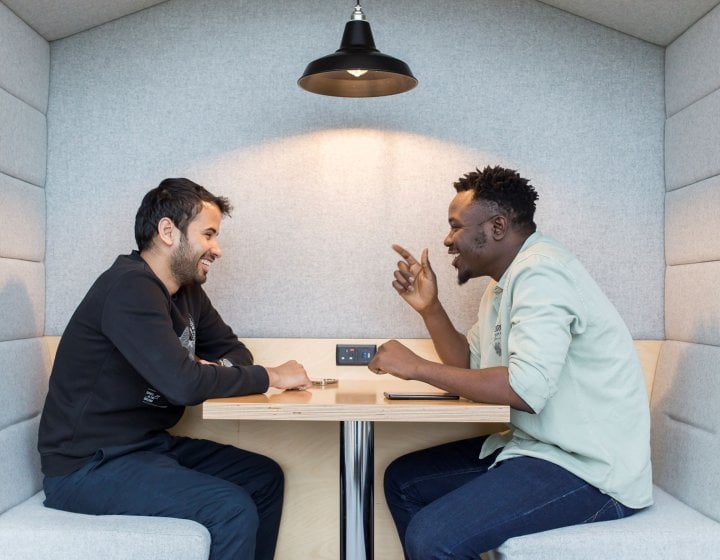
left=649, top=340, right=720, bottom=522
left=0, top=338, right=50, bottom=515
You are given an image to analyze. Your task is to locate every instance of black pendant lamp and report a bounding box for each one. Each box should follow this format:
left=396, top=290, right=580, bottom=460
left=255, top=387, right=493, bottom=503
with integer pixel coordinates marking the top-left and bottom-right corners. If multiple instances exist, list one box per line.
left=298, top=2, right=417, bottom=98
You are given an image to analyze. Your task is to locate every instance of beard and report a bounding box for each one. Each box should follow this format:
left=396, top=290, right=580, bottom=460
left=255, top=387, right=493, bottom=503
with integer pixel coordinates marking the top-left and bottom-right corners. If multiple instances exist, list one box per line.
left=170, top=234, right=206, bottom=287
left=456, top=229, right=487, bottom=285
left=457, top=268, right=472, bottom=286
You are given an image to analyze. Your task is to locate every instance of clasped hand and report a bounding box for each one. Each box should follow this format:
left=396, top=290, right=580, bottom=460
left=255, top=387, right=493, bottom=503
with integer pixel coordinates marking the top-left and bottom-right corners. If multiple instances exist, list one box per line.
left=368, top=339, right=424, bottom=380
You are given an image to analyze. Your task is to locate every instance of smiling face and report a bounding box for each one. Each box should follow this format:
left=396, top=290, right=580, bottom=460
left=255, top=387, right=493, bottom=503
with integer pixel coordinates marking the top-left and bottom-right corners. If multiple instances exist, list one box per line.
left=170, top=201, right=223, bottom=287
left=444, top=190, right=502, bottom=284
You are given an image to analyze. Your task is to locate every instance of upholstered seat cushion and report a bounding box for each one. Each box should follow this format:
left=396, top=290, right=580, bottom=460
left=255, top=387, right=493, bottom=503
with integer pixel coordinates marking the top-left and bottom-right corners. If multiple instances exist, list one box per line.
left=0, top=492, right=210, bottom=560
left=489, top=486, right=720, bottom=559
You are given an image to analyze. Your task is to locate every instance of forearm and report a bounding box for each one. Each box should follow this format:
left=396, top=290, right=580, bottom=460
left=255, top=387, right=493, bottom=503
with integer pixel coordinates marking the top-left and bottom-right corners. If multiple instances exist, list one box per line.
left=195, top=288, right=254, bottom=365
left=217, top=342, right=253, bottom=366
left=420, top=300, right=470, bottom=368
left=413, top=359, right=532, bottom=412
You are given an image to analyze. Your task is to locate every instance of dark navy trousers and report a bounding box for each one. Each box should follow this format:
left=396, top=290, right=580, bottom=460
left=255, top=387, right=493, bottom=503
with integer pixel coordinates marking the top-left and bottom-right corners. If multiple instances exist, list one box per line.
left=384, top=436, right=642, bottom=559
left=43, top=433, right=284, bottom=560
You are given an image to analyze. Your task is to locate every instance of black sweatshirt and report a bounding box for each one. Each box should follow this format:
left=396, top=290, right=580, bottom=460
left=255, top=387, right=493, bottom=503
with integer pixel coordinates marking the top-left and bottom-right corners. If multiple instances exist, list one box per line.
left=38, top=251, right=269, bottom=476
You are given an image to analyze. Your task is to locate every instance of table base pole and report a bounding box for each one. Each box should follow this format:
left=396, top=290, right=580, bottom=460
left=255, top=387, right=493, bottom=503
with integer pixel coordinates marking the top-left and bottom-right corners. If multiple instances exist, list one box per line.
left=340, top=420, right=374, bottom=560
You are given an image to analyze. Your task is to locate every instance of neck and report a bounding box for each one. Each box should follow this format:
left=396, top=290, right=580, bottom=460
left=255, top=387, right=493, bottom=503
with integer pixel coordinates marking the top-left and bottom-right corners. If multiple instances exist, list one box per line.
left=490, top=231, right=531, bottom=282
left=140, top=247, right=179, bottom=295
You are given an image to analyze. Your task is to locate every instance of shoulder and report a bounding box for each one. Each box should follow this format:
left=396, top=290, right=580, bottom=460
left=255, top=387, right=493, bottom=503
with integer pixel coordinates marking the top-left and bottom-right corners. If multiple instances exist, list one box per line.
left=503, top=234, right=587, bottom=301
left=503, top=233, right=575, bottom=283
left=97, top=253, right=169, bottom=305
left=515, top=232, right=576, bottom=268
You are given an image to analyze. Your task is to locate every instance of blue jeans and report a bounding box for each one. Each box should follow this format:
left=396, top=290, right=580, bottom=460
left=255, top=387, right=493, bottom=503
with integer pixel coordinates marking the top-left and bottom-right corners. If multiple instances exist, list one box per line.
left=43, top=433, right=283, bottom=560
left=384, top=436, right=641, bottom=559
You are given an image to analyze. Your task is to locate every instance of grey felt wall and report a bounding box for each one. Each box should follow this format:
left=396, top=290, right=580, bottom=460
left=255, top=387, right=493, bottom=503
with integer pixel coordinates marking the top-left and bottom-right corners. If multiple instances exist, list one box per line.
left=42, top=0, right=665, bottom=340
left=652, top=3, right=720, bottom=520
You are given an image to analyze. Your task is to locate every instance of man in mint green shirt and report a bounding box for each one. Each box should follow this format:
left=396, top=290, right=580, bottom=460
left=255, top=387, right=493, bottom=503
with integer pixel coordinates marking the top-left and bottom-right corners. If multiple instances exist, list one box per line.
left=369, top=165, right=652, bottom=559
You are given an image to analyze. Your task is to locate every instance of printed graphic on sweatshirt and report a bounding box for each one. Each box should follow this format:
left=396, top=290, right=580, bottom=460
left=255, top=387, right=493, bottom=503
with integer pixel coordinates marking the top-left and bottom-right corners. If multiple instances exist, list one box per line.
left=141, top=315, right=196, bottom=408
left=142, top=387, right=169, bottom=408
left=179, top=314, right=196, bottom=359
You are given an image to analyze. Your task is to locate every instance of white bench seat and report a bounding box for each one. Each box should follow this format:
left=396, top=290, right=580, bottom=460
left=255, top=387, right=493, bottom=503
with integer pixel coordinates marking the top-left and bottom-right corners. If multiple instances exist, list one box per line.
left=491, top=340, right=720, bottom=558
left=0, top=492, right=209, bottom=560
left=490, top=486, right=720, bottom=559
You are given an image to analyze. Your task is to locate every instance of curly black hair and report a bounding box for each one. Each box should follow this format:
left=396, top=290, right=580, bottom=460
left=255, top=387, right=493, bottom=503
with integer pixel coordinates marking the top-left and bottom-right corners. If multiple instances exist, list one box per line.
left=453, top=165, right=538, bottom=233
left=134, top=178, right=233, bottom=251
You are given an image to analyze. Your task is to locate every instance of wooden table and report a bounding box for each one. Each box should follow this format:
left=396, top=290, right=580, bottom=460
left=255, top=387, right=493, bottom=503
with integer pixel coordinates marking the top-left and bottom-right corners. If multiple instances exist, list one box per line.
left=204, top=375, right=510, bottom=560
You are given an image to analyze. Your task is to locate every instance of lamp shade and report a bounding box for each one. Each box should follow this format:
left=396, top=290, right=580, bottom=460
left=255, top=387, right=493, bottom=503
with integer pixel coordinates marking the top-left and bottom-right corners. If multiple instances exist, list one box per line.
left=298, top=7, right=417, bottom=98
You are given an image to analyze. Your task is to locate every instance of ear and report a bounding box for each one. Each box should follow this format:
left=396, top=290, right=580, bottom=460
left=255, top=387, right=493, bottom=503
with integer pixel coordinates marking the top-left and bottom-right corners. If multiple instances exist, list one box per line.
left=156, top=217, right=176, bottom=248
left=490, top=215, right=508, bottom=240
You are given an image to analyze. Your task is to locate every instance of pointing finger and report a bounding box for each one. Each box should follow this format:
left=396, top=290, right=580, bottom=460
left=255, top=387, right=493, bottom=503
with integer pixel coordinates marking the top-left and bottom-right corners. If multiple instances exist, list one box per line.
left=392, top=244, right=419, bottom=266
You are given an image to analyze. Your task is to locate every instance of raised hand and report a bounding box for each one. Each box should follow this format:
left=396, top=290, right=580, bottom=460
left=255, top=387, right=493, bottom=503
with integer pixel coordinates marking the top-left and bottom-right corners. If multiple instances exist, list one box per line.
left=391, top=244, right=438, bottom=314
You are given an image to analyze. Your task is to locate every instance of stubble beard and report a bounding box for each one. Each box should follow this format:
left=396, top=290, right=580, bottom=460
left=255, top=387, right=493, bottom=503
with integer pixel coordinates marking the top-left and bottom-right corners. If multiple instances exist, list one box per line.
left=456, top=229, right=487, bottom=286
left=170, top=234, right=206, bottom=287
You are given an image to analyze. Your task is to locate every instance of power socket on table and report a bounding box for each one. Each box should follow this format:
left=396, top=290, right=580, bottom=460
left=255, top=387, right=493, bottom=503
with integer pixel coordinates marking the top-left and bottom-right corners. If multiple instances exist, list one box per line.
left=335, top=344, right=377, bottom=365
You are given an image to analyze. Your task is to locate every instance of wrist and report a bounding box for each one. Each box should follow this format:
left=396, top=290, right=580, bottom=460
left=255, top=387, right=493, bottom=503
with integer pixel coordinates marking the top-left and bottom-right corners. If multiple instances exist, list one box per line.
left=411, top=356, right=431, bottom=382
left=265, top=367, right=277, bottom=388
left=418, top=298, right=443, bottom=319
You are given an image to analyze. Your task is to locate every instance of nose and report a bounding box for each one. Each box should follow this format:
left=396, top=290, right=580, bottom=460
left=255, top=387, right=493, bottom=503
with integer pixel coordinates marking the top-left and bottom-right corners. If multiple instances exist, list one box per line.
left=211, top=239, right=222, bottom=259
left=443, top=231, right=453, bottom=247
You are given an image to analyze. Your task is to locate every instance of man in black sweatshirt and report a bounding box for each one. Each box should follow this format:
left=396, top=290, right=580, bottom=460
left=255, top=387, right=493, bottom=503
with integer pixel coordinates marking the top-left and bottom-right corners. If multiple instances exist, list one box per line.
left=38, top=178, right=310, bottom=560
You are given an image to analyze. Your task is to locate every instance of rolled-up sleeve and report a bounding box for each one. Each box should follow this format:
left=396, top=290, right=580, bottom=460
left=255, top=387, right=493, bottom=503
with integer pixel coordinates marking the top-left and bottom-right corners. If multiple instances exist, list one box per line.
left=505, top=255, right=586, bottom=413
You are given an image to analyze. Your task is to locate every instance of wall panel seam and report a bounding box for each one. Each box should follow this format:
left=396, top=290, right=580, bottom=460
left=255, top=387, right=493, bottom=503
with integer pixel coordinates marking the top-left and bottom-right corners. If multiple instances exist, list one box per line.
left=0, top=255, right=44, bottom=264
left=0, top=170, right=44, bottom=190
left=0, top=335, right=45, bottom=344
left=0, top=168, right=44, bottom=189
left=663, top=338, right=720, bottom=349
left=665, top=259, right=720, bottom=268
left=665, top=86, right=720, bottom=120
left=0, top=84, right=47, bottom=117
left=664, top=172, right=720, bottom=194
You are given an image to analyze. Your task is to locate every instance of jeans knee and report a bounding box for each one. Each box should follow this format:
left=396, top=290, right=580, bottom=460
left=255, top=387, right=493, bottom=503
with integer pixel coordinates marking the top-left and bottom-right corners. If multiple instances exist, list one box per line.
left=204, top=495, right=260, bottom=559
left=268, top=458, right=284, bottom=489
left=257, top=458, right=284, bottom=503
left=383, top=456, right=406, bottom=500
left=199, top=485, right=258, bottom=522
left=405, top=517, right=448, bottom=560
left=228, top=500, right=259, bottom=535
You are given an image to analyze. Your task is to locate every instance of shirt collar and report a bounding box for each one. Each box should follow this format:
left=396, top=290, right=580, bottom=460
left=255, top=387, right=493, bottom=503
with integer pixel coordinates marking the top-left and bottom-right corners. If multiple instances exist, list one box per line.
left=495, top=231, right=543, bottom=292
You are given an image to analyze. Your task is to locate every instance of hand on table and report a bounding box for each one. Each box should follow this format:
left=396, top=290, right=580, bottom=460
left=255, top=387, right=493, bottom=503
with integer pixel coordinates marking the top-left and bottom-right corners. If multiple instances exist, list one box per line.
left=368, top=340, right=423, bottom=381
left=266, top=360, right=311, bottom=391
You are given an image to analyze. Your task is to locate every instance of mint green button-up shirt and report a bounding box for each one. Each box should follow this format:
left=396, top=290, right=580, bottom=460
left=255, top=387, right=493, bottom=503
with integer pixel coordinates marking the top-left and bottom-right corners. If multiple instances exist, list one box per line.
left=468, top=232, right=653, bottom=508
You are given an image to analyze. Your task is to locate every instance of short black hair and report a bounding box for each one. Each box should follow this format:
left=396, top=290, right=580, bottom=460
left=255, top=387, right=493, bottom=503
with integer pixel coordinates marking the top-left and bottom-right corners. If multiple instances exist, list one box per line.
left=453, top=165, right=538, bottom=232
left=134, top=178, right=232, bottom=251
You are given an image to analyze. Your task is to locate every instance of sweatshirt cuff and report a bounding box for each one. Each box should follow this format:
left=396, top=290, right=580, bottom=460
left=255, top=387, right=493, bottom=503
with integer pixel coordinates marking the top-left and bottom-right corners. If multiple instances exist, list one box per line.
left=237, top=364, right=270, bottom=394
